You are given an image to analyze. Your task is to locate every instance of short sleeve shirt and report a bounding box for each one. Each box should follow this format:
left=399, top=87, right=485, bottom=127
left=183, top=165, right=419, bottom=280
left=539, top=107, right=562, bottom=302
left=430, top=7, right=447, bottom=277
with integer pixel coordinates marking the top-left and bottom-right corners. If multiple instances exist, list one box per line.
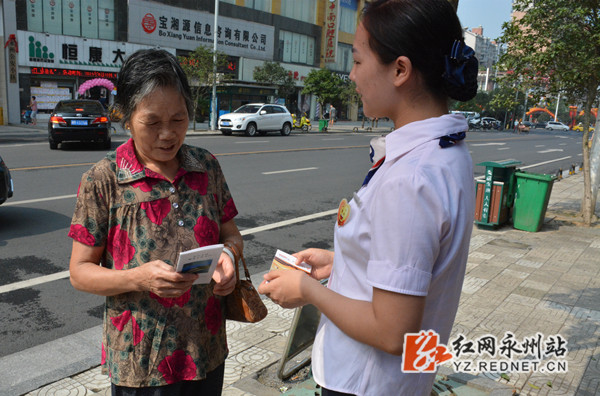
left=68, top=139, right=238, bottom=387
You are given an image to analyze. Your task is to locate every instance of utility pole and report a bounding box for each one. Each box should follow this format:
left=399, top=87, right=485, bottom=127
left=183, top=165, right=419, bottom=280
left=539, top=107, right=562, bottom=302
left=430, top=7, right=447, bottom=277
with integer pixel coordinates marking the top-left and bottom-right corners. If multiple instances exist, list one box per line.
left=210, top=0, right=219, bottom=131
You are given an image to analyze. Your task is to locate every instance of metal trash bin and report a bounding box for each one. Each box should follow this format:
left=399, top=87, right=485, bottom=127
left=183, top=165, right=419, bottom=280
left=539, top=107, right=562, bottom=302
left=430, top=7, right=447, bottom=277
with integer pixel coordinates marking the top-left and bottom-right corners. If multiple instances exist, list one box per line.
left=318, top=119, right=328, bottom=132
left=474, top=160, right=521, bottom=228
left=512, top=171, right=556, bottom=232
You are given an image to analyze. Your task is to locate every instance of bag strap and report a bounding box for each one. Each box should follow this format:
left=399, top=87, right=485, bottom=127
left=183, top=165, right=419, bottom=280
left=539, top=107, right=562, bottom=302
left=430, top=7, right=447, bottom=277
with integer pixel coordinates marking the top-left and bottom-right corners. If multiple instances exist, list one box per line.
left=224, top=241, right=251, bottom=284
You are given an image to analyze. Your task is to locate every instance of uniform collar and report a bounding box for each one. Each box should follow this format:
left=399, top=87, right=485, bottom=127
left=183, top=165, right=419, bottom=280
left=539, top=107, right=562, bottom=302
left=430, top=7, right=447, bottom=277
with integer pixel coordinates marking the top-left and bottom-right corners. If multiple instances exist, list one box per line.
left=385, top=114, right=468, bottom=161
left=114, top=138, right=206, bottom=184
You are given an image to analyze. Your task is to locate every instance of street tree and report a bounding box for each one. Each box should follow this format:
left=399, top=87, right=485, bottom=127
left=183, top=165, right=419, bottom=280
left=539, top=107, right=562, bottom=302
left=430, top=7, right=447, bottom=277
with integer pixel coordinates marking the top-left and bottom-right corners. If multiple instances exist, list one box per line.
left=178, top=46, right=229, bottom=130
left=253, top=61, right=296, bottom=102
left=302, top=68, right=344, bottom=120
left=499, top=0, right=600, bottom=224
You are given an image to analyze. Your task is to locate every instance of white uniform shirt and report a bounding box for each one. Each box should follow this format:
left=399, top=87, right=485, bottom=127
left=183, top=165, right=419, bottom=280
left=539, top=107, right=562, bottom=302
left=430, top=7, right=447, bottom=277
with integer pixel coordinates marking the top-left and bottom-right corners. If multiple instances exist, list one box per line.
left=312, top=114, right=475, bottom=396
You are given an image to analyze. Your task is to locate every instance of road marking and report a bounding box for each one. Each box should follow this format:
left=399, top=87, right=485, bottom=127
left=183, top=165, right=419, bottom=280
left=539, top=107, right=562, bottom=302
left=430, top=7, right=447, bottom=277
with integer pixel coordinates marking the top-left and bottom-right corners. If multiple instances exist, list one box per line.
left=0, top=209, right=338, bottom=294
left=469, top=143, right=507, bottom=146
left=3, top=194, right=77, bottom=206
left=262, top=167, right=318, bottom=175
left=497, top=147, right=510, bottom=150
left=0, top=142, right=47, bottom=147
left=538, top=149, right=564, bottom=153
left=519, top=156, right=572, bottom=169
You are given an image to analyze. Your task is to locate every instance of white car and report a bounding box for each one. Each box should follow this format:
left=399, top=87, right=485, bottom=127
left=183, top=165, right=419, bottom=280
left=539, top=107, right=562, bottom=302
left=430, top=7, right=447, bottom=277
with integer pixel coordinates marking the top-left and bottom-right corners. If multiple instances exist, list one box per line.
left=545, top=121, right=569, bottom=131
left=218, top=103, right=293, bottom=137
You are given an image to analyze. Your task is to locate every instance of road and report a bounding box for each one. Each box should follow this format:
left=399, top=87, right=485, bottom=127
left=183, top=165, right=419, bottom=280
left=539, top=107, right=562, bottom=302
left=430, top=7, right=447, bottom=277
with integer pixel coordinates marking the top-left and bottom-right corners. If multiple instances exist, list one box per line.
left=0, top=125, right=585, bottom=359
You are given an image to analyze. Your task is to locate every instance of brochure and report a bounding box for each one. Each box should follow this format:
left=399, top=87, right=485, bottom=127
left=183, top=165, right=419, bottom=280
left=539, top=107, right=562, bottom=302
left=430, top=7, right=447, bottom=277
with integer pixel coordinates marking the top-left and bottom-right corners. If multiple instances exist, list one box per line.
left=270, top=249, right=312, bottom=274
left=176, top=244, right=224, bottom=284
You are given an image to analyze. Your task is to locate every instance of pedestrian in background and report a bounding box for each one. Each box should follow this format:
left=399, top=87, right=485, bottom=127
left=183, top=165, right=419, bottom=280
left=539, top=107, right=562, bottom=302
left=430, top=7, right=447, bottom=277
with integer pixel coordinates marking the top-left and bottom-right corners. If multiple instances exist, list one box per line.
left=259, top=0, right=478, bottom=395
left=29, top=96, right=38, bottom=125
left=68, top=49, right=242, bottom=396
left=329, top=105, right=336, bottom=127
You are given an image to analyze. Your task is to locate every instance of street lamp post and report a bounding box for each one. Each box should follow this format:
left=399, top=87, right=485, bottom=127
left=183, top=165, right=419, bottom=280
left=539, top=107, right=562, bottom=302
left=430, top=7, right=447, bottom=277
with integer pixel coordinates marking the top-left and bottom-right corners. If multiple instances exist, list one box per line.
left=210, top=0, right=219, bottom=131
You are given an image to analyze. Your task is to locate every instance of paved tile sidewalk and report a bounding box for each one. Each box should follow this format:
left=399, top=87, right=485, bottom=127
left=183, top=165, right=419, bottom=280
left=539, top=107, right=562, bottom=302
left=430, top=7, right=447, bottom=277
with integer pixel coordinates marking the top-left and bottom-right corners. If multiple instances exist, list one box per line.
left=23, top=171, right=600, bottom=396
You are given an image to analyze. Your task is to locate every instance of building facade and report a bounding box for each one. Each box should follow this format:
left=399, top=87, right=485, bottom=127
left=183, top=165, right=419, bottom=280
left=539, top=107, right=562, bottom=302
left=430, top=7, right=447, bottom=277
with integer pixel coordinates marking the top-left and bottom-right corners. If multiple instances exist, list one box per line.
left=1, top=0, right=364, bottom=125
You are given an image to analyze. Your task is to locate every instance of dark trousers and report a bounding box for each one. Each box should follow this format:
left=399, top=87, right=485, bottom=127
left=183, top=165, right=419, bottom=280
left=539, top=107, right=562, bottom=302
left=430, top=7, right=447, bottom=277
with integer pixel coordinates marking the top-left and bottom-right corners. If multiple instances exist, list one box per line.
left=111, top=363, right=225, bottom=396
left=321, top=387, right=356, bottom=396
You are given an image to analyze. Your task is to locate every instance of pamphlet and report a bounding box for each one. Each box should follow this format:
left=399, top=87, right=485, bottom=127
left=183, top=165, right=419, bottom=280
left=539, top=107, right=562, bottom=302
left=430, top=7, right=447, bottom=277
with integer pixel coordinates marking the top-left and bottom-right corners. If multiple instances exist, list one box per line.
left=176, top=244, right=224, bottom=284
left=270, top=249, right=312, bottom=274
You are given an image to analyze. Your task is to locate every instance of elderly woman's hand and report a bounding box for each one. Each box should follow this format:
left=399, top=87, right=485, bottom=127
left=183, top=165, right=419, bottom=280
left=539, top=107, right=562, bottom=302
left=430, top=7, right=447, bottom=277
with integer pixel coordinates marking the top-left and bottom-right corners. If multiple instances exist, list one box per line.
left=212, top=252, right=236, bottom=296
left=136, top=260, right=198, bottom=298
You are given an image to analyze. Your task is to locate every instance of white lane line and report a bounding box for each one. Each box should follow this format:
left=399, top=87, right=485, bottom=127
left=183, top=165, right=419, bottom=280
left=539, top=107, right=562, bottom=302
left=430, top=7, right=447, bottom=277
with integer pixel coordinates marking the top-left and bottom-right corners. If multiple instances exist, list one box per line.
left=0, top=209, right=338, bottom=294
left=497, top=147, right=510, bottom=150
left=235, top=141, right=269, bottom=144
left=519, top=156, right=572, bottom=169
left=0, top=142, right=48, bottom=147
left=262, top=167, right=318, bottom=175
left=3, top=194, right=77, bottom=206
left=470, top=143, right=507, bottom=146
left=0, top=271, right=71, bottom=294
left=538, top=149, right=564, bottom=153
left=535, top=145, right=545, bottom=147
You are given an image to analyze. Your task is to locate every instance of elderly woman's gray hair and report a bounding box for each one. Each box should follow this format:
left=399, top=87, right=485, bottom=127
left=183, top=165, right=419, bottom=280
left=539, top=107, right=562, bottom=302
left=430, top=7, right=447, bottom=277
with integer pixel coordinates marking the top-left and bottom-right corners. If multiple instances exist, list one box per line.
left=114, top=49, right=193, bottom=127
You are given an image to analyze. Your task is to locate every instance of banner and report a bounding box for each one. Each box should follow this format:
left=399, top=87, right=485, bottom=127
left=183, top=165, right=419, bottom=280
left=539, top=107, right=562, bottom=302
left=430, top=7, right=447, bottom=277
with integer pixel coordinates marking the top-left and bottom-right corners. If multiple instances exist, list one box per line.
left=323, top=0, right=340, bottom=63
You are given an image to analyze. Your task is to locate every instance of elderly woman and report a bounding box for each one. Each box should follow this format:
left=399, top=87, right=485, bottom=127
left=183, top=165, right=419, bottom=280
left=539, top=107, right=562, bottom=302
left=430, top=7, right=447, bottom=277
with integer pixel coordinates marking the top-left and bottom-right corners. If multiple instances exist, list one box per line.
left=68, top=49, right=242, bottom=395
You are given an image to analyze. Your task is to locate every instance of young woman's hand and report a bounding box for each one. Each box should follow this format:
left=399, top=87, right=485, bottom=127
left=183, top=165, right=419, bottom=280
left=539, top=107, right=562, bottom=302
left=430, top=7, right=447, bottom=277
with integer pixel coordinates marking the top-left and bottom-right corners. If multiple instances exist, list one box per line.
left=292, top=248, right=334, bottom=280
left=258, top=269, right=319, bottom=309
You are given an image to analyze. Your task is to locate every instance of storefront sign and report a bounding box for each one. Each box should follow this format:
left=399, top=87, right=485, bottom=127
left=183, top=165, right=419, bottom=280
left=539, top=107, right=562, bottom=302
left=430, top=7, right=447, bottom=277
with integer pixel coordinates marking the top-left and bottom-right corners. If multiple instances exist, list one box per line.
left=31, top=67, right=117, bottom=79
left=128, top=0, right=274, bottom=60
left=6, top=36, right=18, bottom=84
left=239, top=58, right=316, bottom=87
left=17, top=31, right=171, bottom=71
left=324, top=0, right=340, bottom=63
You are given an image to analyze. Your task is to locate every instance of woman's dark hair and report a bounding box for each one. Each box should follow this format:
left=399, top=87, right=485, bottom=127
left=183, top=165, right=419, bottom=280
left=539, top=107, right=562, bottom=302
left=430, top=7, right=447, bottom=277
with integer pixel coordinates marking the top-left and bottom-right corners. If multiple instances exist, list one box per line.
left=362, top=0, right=477, bottom=102
left=115, top=49, right=193, bottom=127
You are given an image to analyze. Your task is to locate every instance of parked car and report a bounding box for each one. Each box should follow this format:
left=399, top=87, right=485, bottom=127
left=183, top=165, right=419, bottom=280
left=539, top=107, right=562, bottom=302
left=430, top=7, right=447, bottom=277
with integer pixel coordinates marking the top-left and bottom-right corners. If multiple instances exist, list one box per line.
left=522, top=121, right=533, bottom=128
left=218, top=103, right=293, bottom=137
left=533, top=121, right=547, bottom=129
left=467, top=116, right=481, bottom=130
left=0, top=154, right=14, bottom=205
left=48, top=99, right=111, bottom=149
left=545, top=121, right=569, bottom=131
left=481, top=117, right=501, bottom=130
left=572, top=123, right=595, bottom=132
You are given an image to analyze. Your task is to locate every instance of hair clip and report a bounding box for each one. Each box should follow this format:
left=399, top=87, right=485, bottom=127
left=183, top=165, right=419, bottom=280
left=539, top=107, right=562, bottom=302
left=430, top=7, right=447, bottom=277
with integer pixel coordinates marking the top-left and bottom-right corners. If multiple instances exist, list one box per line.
left=443, top=40, right=476, bottom=87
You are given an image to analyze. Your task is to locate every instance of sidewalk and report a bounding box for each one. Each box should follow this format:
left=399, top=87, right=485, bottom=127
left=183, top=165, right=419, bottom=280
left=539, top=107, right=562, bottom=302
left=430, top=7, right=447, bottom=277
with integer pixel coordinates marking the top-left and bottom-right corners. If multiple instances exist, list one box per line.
left=2, top=126, right=599, bottom=395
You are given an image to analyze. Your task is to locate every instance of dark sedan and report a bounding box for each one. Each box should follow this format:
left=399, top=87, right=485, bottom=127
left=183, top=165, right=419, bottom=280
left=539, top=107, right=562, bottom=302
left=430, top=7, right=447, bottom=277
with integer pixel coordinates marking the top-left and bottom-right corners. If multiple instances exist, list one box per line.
left=48, top=99, right=111, bottom=149
left=0, top=154, right=14, bottom=205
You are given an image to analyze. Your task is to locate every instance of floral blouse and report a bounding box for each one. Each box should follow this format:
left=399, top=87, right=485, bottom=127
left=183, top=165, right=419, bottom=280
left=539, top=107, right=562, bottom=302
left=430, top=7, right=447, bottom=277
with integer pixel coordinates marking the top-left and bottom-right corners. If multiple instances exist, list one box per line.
left=68, top=139, right=238, bottom=387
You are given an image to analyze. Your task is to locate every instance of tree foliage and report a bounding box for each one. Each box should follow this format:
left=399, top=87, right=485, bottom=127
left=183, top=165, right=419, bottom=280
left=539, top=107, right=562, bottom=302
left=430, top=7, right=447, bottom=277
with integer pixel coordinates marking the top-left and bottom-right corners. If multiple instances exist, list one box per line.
left=499, top=0, right=600, bottom=224
left=302, top=69, right=345, bottom=119
left=253, top=61, right=296, bottom=100
left=178, top=46, right=229, bottom=129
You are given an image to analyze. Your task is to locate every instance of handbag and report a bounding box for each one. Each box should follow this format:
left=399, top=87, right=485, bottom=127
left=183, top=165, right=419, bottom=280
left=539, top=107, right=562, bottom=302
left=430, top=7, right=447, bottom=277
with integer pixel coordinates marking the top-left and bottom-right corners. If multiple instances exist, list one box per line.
left=224, top=242, right=268, bottom=323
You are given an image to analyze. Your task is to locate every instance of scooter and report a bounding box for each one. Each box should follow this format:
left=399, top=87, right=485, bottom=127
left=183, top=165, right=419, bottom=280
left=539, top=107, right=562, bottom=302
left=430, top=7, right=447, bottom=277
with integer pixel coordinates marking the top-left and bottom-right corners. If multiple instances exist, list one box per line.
left=292, top=113, right=312, bottom=132
left=21, top=110, right=32, bottom=124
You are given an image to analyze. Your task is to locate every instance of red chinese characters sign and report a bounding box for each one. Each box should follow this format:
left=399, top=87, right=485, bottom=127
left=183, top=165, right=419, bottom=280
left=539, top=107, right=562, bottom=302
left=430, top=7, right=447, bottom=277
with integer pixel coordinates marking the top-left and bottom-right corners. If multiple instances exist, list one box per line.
left=324, top=0, right=340, bottom=63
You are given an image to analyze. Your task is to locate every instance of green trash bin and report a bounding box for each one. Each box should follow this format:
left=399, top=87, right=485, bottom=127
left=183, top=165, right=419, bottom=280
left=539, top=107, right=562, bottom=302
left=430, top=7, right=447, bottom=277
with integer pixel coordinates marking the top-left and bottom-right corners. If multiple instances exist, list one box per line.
left=318, top=119, right=328, bottom=132
left=512, top=171, right=556, bottom=232
left=474, top=160, right=521, bottom=228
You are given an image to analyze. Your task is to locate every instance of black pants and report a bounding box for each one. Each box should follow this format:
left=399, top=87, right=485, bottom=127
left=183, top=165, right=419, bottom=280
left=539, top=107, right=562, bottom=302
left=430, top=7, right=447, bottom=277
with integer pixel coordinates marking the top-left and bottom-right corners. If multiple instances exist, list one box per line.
left=111, top=363, right=225, bottom=396
left=321, top=388, right=356, bottom=396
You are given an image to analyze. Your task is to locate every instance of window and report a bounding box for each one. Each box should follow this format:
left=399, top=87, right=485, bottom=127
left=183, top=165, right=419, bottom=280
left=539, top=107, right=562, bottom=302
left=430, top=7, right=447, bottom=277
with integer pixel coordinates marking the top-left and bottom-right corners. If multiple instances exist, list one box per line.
left=339, top=6, right=357, bottom=34
left=245, top=0, right=271, bottom=12
left=279, top=30, right=315, bottom=66
left=26, top=0, right=115, bottom=40
left=327, top=43, right=353, bottom=73
left=281, top=0, right=316, bottom=24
